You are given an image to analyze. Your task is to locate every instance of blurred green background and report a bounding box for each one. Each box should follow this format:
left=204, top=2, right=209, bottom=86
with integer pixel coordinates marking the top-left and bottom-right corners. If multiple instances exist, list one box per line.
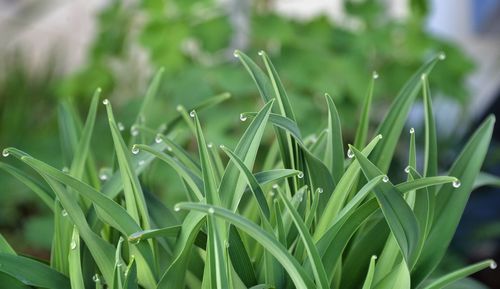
left=1, top=0, right=499, bottom=287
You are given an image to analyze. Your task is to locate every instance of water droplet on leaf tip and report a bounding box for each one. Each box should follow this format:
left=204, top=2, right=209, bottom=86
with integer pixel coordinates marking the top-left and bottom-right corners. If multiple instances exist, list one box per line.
left=174, top=205, right=180, bottom=212
left=239, top=113, right=247, bottom=122
left=438, top=52, right=446, bottom=60
left=176, top=105, right=183, bottom=112
left=155, top=134, right=163, bottom=143
left=317, top=187, right=324, bottom=194
left=233, top=50, right=240, bottom=58
left=117, top=122, right=125, bottom=131
left=219, top=144, right=225, bottom=149
left=452, top=180, right=461, bottom=188
left=207, top=143, right=213, bottom=148
left=2, top=149, right=9, bottom=157
left=410, top=128, right=415, bottom=134
left=258, top=50, right=264, bottom=56
left=272, top=184, right=279, bottom=189
left=92, top=274, right=100, bottom=282
left=490, top=261, right=497, bottom=269
left=404, top=166, right=411, bottom=173
left=70, top=241, right=77, bottom=250
left=189, top=110, right=196, bottom=118
left=421, top=73, right=427, bottom=81
left=99, top=174, right=108, bottom=181
left=208, top=207, right=215, bottom=214
left=372, top=71, right=379, bottom=79
left=382, top=175, right=389, bottom=183
left=297, top=172, right=304, bottom=179
left=61, top=210, right=68, bottom=217
left=347, top=149, right=354, bottom=159
left=102, top=99, right=109, bottom=105
left=378, top=134, right=383, bottom=139
left=131, top=145, right=139, bottom=155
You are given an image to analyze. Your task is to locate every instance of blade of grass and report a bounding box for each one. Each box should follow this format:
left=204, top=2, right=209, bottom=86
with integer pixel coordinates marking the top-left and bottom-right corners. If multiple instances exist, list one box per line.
left=176, top=202, right=316, bottom=289
left=276, top=188, right=330, bottom=289
left=315, top=134, right=383, bottom=239
left=412, top=115, right=495, bottom=285
left=0, top=253, right=71, bottom=289
left=361, top=255, right=378, bottom=289
left=422, top=74, right=438, bottom=178
left=370, top=55, right=441, bottom=173
left=68, top=227, right=85, bottom=289
left=421, top=260, right=495, bottom=289
left=219, top=100, right=274, bottom=210
left=350, top=145, right=420, bottom=266
left=324, top=93, right=344, bottom=184
left=354, top=72, right=377, bottom=149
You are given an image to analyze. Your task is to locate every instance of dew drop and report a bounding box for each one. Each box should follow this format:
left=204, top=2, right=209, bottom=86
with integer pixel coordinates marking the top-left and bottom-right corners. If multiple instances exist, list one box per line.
left=166, top=145, right=173, bottom=152
left=131, top=145, right=140, bottom=155
left=404, top=166, right=411, bottom=174
left=272, top=184, right=279, bottom=189
left=297, top=171, right=304, bottom=179
left=189, top=110, right=196, bottom=118
left=155, top=134, right=163, bottom=144
left=2, top=149, right=9, bottom=157
left=317, top=187, right=324, bottom=194
left=239, top=113, right=247, bottom=122
left=61, top=209, right=68, bottom=217
left=258, top=50, right=264, bottom=56
left=452, top=179, right=461, bottom=188
left=409, top=127, right=415, bottom=134
left=372, top=71, right=379, bottom=79
left=70, top=241, right=77, bottom=250
left=219, top=144, right=225, bottom=149
left=102, top=99, right=109, bottom=105
left=176, top=105, right=183, bottom=112
left=92, top=274, right=100, bottom=282
left=174, top=205, right=181, bottom=212
left=208, top=207, right=215, bottom=214
left=490, top=261, right=497, bottom=269
left=347, top=148, right=355, bottom=159
left=233, top=50, right=240, bottom=58
left=138, top=160, right=145, bottom=166
left=382, top=175, right=389, bottom=183
left=117, top=122, right=125, bottom=131
left=130, top=125, right=139, bottom=136
left=207, top=143, right=213, bottom=148
left=438, top=52, right=446, bottom=60
left=378, top=134, right=383, bottom=139
left=99, top=173, right=108, bottom=181
left=421, top=73, right=427, bottom=81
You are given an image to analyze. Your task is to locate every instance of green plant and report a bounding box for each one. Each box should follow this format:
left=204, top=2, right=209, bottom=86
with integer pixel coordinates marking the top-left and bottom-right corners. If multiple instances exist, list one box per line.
left=0, top=51, right=496, bottom=289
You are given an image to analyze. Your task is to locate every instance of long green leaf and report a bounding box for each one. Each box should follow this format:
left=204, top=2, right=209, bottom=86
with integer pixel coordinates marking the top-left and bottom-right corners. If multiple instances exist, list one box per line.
left=412, top=115, right=495, bottom=285
left=0, top=253, right=70, bottom=288
left=350, top=145, right=420, bottom=265
left=421, top=260, right=495, bottom=289
left=177, top=202, right=316, bottom=289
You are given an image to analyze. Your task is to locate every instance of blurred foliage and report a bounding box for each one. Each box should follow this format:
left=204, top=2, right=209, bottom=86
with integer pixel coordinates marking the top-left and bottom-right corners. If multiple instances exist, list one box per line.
left=58, top=0, right=474, bottom=140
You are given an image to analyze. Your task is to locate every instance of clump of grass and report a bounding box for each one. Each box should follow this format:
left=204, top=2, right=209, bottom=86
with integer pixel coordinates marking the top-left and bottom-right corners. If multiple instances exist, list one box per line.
left=0, top=51, right=497, bottom=289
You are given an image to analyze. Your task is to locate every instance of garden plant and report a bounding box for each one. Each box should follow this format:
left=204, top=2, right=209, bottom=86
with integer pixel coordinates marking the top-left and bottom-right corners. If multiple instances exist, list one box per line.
left=0, top=51, right=497, bottom=289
